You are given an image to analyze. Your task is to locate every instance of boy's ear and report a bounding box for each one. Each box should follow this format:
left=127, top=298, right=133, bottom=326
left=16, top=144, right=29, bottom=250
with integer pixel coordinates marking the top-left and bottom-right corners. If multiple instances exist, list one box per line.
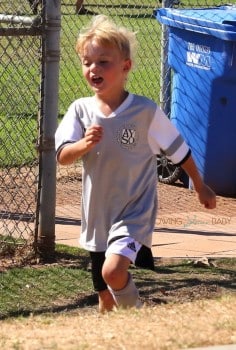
left=123, top=59, right=132, bottom=72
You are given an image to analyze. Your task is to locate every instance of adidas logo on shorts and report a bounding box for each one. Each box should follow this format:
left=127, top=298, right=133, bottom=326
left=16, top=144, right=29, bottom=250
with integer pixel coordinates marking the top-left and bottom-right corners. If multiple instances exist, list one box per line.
left=127, top=242, right=136, bottom=252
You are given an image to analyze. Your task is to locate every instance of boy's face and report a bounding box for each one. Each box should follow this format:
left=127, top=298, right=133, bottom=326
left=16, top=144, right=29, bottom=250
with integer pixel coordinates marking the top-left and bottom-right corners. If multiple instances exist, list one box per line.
left=80, top=39, right=131, bottom=97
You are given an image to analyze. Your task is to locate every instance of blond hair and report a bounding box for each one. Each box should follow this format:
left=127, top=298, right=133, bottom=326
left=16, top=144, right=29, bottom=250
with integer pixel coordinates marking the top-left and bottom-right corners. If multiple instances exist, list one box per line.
left=75, top=15, right=137, bottom=64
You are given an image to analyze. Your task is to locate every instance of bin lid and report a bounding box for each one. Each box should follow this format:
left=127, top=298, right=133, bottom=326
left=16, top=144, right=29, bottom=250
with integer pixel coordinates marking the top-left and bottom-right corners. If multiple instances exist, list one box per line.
left=155, top=6, right=236, bottom=40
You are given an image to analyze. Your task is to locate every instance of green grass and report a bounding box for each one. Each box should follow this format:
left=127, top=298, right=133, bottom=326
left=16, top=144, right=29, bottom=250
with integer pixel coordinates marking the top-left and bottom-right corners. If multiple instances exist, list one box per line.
left=0, top=114, right=38, bottom=167
left=1, top=244, right=235, bottom=320
left=0, top=245, right=92, bottom=319
left=0, top=267, right=92, bottom=318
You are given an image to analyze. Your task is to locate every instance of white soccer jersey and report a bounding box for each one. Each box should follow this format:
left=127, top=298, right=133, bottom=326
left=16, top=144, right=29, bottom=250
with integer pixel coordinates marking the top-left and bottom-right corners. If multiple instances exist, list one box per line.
left=55, top=93, right=189, bottom=251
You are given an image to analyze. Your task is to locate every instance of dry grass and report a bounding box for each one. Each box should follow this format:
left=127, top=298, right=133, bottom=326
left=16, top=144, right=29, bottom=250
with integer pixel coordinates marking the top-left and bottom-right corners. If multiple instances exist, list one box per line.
left=1, top=295, right=236, bottom=350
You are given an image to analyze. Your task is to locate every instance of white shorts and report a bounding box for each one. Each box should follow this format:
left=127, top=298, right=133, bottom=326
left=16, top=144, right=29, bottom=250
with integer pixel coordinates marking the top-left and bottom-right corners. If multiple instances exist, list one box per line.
left=105, top=237, right=142, bottom=264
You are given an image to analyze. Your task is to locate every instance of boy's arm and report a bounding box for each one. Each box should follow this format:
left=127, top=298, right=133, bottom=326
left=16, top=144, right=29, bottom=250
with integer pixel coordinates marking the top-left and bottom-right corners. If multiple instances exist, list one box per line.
left=181, top=155, right=216, bottom=209
left=57, top=125, right=103, bottom=165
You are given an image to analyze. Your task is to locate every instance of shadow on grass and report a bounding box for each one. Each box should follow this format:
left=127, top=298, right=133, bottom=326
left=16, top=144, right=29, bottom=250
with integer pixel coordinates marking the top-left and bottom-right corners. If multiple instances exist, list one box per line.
left=133, top=260, right=236, bottom=304
left=0, top=293, right=98, bottom=320
left=1, top=254, right=235, bottom=320
left=138, top=276, right=236, bottom=305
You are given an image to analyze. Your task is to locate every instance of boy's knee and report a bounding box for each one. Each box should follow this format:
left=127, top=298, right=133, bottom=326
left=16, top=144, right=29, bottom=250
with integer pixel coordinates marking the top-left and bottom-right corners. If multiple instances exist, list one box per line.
left=102, top=260, right=129, bottom=290
left=102, top=263, right=119, bottom=286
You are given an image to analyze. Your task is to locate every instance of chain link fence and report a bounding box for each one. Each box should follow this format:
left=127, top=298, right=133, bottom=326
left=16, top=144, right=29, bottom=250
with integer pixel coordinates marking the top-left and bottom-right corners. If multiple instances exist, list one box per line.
left=0, top=0, right=231, bottom=266
left=0, top=0, right=60, bottom=265
left=0, top=1, right=43, bottom=264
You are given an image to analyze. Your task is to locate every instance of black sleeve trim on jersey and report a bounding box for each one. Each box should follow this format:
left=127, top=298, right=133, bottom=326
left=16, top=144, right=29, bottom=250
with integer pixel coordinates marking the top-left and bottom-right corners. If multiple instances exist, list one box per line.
left=175, top=149, right=191, bottom=167
left=56, top=141, right=75, bottom=156
left=163, top=134, right=185, bottom=157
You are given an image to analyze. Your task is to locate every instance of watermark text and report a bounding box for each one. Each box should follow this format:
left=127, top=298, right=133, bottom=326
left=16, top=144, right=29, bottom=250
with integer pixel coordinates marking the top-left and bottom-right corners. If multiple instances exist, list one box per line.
left=157, top=215, right=232, bottom=228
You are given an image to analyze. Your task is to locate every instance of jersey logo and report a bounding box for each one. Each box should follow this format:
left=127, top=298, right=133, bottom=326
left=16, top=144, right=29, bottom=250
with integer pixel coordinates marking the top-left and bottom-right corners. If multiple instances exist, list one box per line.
left=121, top=128, right=135, bottom=145
left=116, top=123, right=138, bottom=149
left=127, top=241, right=137, bottom=252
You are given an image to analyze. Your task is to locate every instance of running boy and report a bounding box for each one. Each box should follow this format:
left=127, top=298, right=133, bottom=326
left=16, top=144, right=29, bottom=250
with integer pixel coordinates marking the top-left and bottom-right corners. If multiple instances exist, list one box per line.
left=55, top=15, right=216, bottom=312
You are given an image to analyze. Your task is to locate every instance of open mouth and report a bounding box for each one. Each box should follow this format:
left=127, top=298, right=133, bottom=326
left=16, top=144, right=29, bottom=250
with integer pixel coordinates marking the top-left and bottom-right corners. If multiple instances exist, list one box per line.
left=91, top=76, right=103, bottom=85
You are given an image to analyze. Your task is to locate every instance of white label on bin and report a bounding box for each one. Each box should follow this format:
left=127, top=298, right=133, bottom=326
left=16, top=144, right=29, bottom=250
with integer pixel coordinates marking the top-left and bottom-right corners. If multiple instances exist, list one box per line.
left=186, top=42, right=211, bottom=70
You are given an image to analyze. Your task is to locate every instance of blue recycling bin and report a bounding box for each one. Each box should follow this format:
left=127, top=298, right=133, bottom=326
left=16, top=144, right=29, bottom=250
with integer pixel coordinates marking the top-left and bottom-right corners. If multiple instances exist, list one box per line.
left=156, top=6, right=236, bottom=196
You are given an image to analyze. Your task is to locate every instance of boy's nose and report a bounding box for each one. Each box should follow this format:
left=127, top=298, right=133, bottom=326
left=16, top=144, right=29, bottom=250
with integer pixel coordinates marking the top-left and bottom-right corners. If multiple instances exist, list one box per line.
left=90, top=62, right=99, bottom=72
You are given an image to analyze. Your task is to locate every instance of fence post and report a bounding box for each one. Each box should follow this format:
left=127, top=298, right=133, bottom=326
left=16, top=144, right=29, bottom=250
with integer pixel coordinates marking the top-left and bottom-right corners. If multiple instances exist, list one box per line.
left=38, top=0, right=61, bottom=259
left=160, top=0, right=176, bottom=117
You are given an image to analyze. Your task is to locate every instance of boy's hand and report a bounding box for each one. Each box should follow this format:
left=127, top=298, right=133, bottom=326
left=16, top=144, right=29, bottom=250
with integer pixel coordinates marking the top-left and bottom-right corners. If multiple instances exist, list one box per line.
left=57, top=124, right=103, bottom=165
left=84, top=125, right=103, bottom=151
left=180, top=155, right=216, bottom=209
left=197, top=183, right=216, bottom=209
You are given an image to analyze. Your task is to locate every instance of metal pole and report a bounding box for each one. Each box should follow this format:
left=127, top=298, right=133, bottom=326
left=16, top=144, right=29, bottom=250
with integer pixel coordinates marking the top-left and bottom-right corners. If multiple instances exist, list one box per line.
left=0, top=14, right=35, bottom=25
left=0, top=13, right=41, bottom=36
left=160, top=0, right=176, bottom=117
left=38, top=0, right=61, bottom=259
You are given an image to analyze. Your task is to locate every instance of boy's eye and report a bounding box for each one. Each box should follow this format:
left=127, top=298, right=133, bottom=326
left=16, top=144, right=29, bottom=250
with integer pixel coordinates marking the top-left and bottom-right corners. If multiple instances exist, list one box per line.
left=82, top=59, right=110, bottom=67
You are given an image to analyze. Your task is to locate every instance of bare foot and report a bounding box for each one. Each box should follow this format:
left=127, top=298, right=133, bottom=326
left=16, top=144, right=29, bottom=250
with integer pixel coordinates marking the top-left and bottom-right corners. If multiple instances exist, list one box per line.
left=98, top=289, right=116, bottom=313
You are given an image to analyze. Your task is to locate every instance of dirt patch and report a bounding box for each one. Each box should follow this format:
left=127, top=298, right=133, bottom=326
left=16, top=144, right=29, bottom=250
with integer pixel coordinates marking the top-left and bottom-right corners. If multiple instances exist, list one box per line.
left=56, top=163, right=236, bottom=218
left=2, top=163, right=236, bottom=267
